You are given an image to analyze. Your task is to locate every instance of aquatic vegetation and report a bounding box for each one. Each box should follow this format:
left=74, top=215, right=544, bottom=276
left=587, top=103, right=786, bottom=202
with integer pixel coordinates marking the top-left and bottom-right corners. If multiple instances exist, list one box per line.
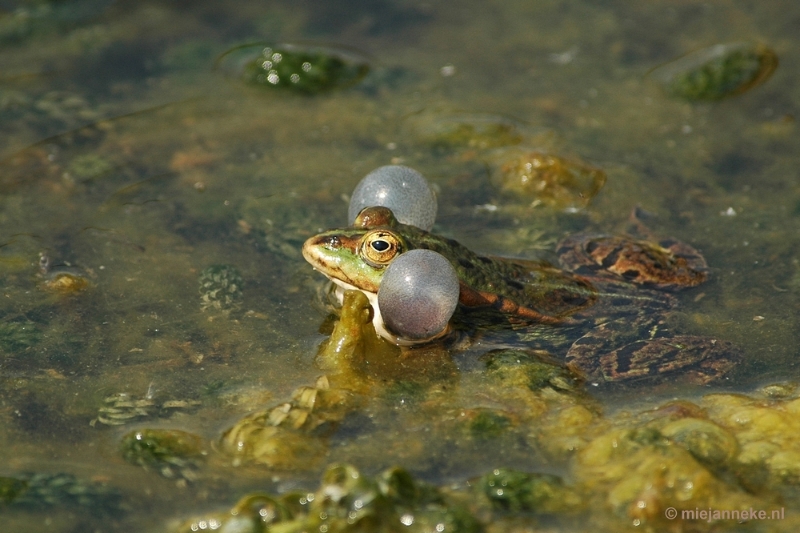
left=120, top=429, right=206, bottom=481
left=465, top=408, right=514, bottom=439
left=63, top=154, right=114, bottom=182
left=0, top=1, right=113, bottom=44
left=0, top=472, right=121, bottom=513
left=198, top=264, right=243, bottom=312
left=474, top=468, right=579, bottom=513
left=416, top=112, right=528, bottom=151
left=481, top=349, right=582, bottom=392
left=348, top=165, right=438, bottom=230
left=90, top=392, right=200, bottom=427
left=660, top=417, right=738, bottom=469
left=378, top=249, right=459, bottom=342
left=316, top=289, right=401, bottom=374
left=649, top=42, right=778, bottom=101
left=239, top=196, right=338, bottom=261
left=216, top=42, right=370, bottom=94
left=220, top=375, right=362, bottom=468
left=174, top=463, right=482, bottom=533
left=41, top=270, right=91, bottom=293
left=492, top=149, right=607, bottom=210
left=0, top=319, right=41, bottom=353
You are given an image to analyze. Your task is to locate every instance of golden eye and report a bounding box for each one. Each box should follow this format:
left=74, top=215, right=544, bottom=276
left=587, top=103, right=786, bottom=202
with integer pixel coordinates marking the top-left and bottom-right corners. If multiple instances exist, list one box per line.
left=361, top=231, right=402, bottom=266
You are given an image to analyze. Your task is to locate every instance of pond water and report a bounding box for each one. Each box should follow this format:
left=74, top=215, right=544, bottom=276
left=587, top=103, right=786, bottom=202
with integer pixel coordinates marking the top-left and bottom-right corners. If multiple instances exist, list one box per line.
left=1, top=0, right=800, bottom=531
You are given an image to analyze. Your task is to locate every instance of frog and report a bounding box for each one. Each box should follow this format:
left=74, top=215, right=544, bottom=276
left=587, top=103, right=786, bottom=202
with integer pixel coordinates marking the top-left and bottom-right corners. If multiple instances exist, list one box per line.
left=302, top=206, right=738, bottom=384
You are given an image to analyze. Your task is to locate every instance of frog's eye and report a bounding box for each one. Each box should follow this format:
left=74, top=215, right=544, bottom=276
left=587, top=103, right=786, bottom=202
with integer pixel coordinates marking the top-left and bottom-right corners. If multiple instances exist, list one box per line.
left=361, top=231, right=402, bottom=266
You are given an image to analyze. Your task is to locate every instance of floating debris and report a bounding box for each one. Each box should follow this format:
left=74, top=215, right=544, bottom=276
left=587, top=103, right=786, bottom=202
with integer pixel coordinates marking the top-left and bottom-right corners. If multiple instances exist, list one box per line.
left=649, top=42, right=778, bottom=101
left=216, top=42, right=370, bottom=94
left=199, top=264, right=243, bottom=312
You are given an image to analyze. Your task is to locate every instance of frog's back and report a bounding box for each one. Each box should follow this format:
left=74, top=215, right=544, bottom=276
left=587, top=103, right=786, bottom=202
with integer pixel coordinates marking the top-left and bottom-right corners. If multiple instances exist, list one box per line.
left=400, top=227, right=597, bottom=322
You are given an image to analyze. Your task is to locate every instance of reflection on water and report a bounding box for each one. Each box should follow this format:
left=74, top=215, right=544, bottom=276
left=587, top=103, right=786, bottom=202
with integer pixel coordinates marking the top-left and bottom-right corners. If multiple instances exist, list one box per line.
left=1, top=0, right=799, bottom=531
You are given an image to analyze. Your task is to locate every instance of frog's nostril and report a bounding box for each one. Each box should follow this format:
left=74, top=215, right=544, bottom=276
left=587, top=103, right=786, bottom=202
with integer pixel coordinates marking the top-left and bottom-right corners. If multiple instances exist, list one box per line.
left=323, top=235, right=340, bottom=248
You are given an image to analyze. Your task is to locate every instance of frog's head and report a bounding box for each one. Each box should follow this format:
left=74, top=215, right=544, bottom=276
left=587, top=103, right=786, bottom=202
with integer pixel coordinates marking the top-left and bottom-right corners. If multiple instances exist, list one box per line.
left=302, top=206, right=409, bottom=294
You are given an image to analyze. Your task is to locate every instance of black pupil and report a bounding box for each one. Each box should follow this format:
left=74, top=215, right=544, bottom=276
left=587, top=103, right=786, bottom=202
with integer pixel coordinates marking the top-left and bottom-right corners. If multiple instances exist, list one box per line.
left=371, top=240, right=390, bottom=252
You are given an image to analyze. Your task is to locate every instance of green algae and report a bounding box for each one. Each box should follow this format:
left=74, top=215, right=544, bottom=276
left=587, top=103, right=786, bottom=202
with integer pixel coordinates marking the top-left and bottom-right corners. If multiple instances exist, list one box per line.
left=651, top=42, right=778, bottom=101
left=176, top=464, right=483, bottom=533
left=0, top=472, right=122, bottom=513
left=0, top=319, right=41, bottom=353
left=198, top=264, right=244, bottom=312
left=217, top=43, right=370, bottom=95
left=120, top=429, right=206, bottom=481
left=474, top=468, right=578, bottom=514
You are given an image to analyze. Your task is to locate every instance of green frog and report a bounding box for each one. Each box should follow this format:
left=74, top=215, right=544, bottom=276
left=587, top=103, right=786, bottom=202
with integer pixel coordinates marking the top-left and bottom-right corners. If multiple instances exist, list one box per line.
left=302, top=206, right=738, bottom=384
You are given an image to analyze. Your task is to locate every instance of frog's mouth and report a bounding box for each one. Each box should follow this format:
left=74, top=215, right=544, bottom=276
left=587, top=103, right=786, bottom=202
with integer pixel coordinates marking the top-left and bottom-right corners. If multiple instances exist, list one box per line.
left=302, top=233, right=380, bottom=292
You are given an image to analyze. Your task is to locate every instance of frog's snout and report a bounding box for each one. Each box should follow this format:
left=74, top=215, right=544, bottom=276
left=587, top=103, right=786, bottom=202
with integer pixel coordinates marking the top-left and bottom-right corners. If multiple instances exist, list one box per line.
left=319, top=235, right=340, bottom=249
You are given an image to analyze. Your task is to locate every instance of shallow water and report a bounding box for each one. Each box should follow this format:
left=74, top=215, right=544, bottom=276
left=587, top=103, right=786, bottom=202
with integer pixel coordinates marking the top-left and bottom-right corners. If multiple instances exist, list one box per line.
left=1, top=0, right=799, bottom=531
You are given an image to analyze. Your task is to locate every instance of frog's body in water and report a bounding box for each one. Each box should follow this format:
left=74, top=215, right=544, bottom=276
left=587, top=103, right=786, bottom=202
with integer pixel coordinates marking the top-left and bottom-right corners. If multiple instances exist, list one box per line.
left=303, top=206, right=738, bottom=384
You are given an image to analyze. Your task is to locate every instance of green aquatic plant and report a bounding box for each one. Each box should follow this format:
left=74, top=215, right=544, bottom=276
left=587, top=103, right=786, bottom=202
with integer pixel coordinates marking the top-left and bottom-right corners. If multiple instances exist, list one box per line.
left=90, top=392, right=201, bottom=427
left=468, top=408, right=513, bottom=439
left=199, top=264, right=244, bottom=312
left=217, top=43, right=370, bottom=95
left=64, top=154, right=114, bottom=182
left=482, top=349, right=581, bottom=392
left=175, top=464, right=483, bottom=533
left=120, top=428, right=206, bottom=481
left=661, top=418, right=739, bottom=469
left=0, top=472, right=121, bottom=513
left=474, top=468, right=577, bottom=513
left=0, top=319, right=41, bottom=353
left=650, top=42, right=778, bottom=101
